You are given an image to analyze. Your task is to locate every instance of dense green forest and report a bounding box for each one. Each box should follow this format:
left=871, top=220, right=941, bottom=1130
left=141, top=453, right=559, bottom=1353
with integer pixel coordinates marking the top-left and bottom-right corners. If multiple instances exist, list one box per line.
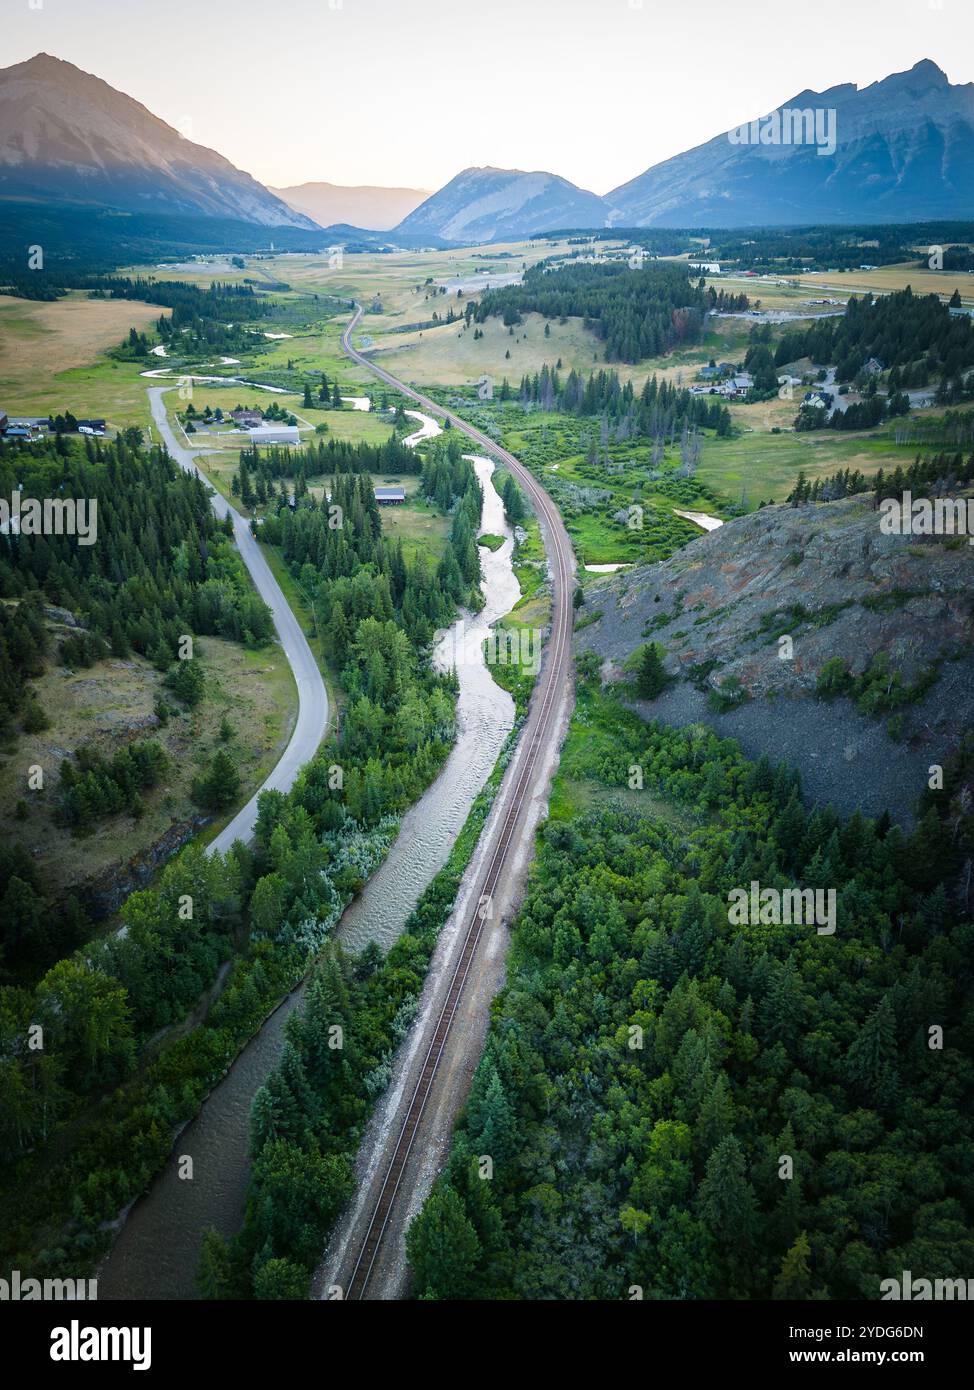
left=233, top=434, right=421, bottom=508
left=0, top=434, right=273, bottom=701
left=407, top=679, right=974, bottom=1299
left=776, top=288, right=974, bottom=387
left=475, top=261, right=743, bottom=363
left=95, top=276, right=272, bottom=355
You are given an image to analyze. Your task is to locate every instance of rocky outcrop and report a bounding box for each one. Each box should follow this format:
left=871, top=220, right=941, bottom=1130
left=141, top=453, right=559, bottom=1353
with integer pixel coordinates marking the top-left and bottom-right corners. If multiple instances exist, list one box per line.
left=577, top=495, right=974, bottom=822
left=73, top=816, right=208, bottom=920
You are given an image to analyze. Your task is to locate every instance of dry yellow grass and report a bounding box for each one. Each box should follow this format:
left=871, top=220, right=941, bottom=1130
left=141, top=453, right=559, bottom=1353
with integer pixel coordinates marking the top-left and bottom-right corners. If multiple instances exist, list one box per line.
left=793, top=260, right=974, bottom=303
left=0, top=291, right=167, bottom=424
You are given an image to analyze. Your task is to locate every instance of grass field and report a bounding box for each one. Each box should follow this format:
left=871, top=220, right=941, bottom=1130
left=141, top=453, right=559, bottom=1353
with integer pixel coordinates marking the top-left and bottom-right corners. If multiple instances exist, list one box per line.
left=0, top=631, right=296, bottom=906
left=0, top=292, right=166, bottom=425
left=697, top=414, right=932, bottom=506
left=794, top=260, right=974, bottom=303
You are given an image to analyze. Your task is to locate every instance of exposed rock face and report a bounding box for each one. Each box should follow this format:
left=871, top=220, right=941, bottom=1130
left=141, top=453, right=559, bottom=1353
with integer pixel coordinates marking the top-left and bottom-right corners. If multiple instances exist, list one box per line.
left=75, top=816, right=208, bottom=920
left=577, top=495, right=974, bottom=822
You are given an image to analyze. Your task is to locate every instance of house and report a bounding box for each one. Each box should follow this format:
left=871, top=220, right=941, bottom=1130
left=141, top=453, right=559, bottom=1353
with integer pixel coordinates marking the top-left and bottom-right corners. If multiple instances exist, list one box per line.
left=863, top=358, right=884, bottom=375
left=232, top=408, right=264, bottom=427
left=718, top=374, right=753, bottom=399
left=249, top=425, right=300, bottom=446
left=374, top=486, right=406, bottom=505
left=698, top=366, right=721, bottom=380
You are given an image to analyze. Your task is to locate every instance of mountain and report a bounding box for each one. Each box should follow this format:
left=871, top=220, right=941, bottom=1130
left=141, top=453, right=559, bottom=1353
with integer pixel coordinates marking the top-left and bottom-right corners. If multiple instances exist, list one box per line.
left=0, top=53, right=317, bottom=228
left=609, top=60, right=974, bottom=227
left=270, top=181, right=432, bottom=231
left=394, top=166, right=610, bottom=243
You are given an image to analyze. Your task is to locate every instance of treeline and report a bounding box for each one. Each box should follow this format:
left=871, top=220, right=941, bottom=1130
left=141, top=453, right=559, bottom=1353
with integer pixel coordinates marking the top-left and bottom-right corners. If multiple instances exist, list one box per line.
left=715, top=225, right=921, bottom=272
left=91, top=273, right=268, bottom=325
left=256, top=436, right=482, bottom=671
left=0, top=595, right=50, bottom=737
left=788, top=450, right=974, bottom=504
left=505, top=364, right=732, bottom=439
left=775, top=288, right=974, bottom=386
left=91, top=276, right=270, bottom=355
left=475, top=261, right=721, bottom=363
left=408, top=685, right=974, bottom=1299
left=233, top=434, right=420, bottom=505
left=918, top=246, right=974, bottom=273
left=0, top=435, right=273, bottom=737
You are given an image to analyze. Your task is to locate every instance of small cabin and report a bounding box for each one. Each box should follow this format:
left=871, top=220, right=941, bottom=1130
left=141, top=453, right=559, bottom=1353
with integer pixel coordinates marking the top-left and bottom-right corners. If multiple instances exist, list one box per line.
left=374, top=486, right=406, bottom=505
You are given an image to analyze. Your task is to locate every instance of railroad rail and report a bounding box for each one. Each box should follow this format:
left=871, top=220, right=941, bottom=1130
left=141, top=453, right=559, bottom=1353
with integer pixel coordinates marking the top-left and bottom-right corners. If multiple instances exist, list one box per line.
left=339, top=304, right=575, bottom=1299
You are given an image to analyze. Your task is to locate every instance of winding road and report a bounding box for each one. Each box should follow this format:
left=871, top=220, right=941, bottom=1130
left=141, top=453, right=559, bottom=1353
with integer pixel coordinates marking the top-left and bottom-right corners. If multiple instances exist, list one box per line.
left=147, top=387, right=329, bottom=856
left=321, top=305, right=577, bottom=1299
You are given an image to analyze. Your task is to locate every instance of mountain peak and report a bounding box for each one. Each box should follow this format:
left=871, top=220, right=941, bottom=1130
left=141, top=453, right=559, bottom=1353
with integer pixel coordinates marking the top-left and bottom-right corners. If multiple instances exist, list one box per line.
left=609, top=56, right=974, bottom=228
left=397, top=165, right=607, bottom=243
left=0, top=52, right=318, bottom=229
left=902, top=57, right=949, bottom=84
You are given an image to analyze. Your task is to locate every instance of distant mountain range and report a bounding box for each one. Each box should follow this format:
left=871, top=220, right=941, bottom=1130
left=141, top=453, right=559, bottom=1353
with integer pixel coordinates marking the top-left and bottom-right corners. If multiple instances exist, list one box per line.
left=608, top=59, right=974, bottom=227
left=1, top=54, right=971, bottom=245
left=270, top=181, right=431, bottom=231
left=0, top=54, right=317, bottom=229
left=398, top=60, right=974, bottom=239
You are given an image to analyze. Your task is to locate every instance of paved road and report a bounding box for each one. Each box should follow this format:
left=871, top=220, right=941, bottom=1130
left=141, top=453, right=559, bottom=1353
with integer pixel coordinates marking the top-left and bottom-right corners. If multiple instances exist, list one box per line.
left=148, top=387, right=328, bottom=857
left=322, top=305, right=576, bottom=1299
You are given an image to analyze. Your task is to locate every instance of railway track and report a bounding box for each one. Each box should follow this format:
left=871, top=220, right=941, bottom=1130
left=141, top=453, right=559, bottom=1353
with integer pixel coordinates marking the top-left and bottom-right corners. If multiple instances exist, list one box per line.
left=339, top=303, right=575, bottom=1299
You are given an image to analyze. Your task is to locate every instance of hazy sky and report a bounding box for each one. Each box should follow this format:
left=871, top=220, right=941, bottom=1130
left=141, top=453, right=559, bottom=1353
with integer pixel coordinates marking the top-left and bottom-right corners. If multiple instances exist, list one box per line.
left=6, top=0, right=971, bottom=193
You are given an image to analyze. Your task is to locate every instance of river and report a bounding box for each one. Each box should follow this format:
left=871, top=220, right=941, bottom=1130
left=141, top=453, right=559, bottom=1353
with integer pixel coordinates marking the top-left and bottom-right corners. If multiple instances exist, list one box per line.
left=97, top=425, right=520, bottom=1299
